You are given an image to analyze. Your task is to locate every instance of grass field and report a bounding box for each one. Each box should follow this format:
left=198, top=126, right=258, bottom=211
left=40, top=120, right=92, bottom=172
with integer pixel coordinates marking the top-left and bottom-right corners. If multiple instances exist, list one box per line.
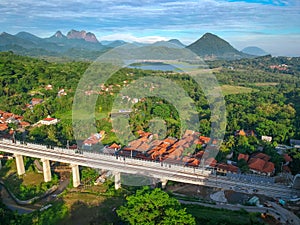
left=57, top=185, right=125, bottom=225
left=221, top=85, right=255, bottom=95
left=185, top=204, right=264, bottom=225
left=253, top=82, right=279, bottom=86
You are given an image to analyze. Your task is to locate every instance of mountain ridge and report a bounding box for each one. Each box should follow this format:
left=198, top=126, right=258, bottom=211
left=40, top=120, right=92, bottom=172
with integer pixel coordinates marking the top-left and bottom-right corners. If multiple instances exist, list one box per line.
left=0, top=30, right=260, bottom=60
left=242, top=46, right=268, bottom=56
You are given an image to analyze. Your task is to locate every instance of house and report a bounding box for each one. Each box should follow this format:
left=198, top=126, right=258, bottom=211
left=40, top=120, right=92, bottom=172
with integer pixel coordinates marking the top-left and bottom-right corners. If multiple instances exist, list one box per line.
left=198, top=136, right=210, bottom=145
left=248, top=157, right=275, bottom=176
left=283, top=154, right=292, bottom=166
left=83, top=131, right=105, bottom=149
left=0, top=109, right=31, bottom=131
left=6, top=117, right=18, bottom=124
left=109, top=143, right=121, bottom=150
left=216, top=163, right=239, bottom=175
left=204, top=157, right=217, bottom=168
left=45, top=84, right=53, bottom=90
left=238, top=153, right=249, bottom=162
left=31, top=98, right=43, bottom=106
left=235, top=129, right=255, bottom=137
left=261, top=136, right=272, bottom=142
left=103, top=143, right=120, bottom=155
left=252, top=152, right=271, bottom=161
left=0, top=124, right=8, bottom=131
left=19, top=121, right=30, bottom=128
left=57, top=89, right=67, bottom=97
left=41, top=117, right=58, bottom=125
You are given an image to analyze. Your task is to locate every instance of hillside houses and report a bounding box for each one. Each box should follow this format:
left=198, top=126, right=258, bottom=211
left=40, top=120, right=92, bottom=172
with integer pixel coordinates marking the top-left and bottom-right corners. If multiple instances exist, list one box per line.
left=238, top=153, right=275, bottom=176
left=82, top=131, right=105, bottom=150
left=235, top=129, right=255, bottom=137
left=30, top=98, right=43, bottom=106
left=117, top=130, right=213, bottom=166
left=0, top=109, right=31, bottom=132
left=40, top=117, right=59, bottom=125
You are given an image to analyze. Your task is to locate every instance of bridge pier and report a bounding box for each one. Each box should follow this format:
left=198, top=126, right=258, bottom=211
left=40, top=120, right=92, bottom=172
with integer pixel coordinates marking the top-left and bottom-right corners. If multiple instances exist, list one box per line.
left=71, top=164, right=80, bottom=187
left=161, top=178, right=168, bottom=189
left=41, top=159, right=51, bottom=182
left=114, top=172, right=121, bottom=190
left=15, top=154, right=25, bottom=176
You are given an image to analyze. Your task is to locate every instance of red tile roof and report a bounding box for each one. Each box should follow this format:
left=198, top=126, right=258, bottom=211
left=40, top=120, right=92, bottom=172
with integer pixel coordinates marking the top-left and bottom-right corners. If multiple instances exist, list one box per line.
left=252, top=152, right=271, bottom=161
left=262, top=162, right=275, bottom=173
left=0, top=124, right=8, bottom=131
left=137, top=142, right=151, bottom=151
left=199, top=136, right=210, bottom=144
left=248, top=158, right=265, bottom=172
left=283, top=154, right=292, bottom=162
left=19, top=121, right=30, bottom=127
left=194, top=150, right=204, bottom=159
left=109, top=143, right=120, bottom=149
left=128, top=139, right=143, bottom=149
left=43, top=117, right=56, bottom=121
left=187, top=158, right=200, bottom=167
left=205, top=157, right=217, bottom=167
left=236, top=130, right=246, bottom=136
left=163, top=138, right=177, bottom=145
left=238, top=153, right=249, bottom=162
left=217, top=163, right=239, bottom=173
left=248, top=157, right=275, bottom=174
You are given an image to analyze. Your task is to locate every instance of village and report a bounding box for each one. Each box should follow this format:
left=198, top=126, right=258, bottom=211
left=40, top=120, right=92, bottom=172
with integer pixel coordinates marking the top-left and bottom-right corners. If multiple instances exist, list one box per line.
left=91, top=129, right=296, bottom=179
left=0, top=104, right=297, bottom=181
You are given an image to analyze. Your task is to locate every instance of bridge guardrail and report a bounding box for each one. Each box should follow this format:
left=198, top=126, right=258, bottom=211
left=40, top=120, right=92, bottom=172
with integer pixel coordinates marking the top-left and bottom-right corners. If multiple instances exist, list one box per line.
left=0, top=138, right=211, bottom=175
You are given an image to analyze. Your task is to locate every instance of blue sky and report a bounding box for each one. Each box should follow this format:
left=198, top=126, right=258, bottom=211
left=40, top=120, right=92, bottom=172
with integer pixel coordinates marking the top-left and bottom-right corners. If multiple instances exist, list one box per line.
left=0, top=0, right=299, bottom=56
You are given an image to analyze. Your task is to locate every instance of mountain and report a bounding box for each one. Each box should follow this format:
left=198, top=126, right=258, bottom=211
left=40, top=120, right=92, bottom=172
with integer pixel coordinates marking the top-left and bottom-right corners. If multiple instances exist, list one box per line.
left=66, top=29, right=99, bottom=43
left=101, top=40, right=127, bottom=48
left=50, top=31, right=67, bottom=39
left=0, top=30, right=258, bottom=61
left=167, top=39, right=185, bottom=47
left=0, top=32, right=36, bottom=48
left=242, top=46, right=268, bottom=56
left=186, top=33, right=251, bottom=60
left=15, top=32, right=43, bottom=43
left=0, top=30, right=109, bottom=60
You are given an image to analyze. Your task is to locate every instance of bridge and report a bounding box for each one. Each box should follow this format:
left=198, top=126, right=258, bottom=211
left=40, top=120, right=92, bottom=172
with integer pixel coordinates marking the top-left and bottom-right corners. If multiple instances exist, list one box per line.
left=0, top=138, right=299, bottom=199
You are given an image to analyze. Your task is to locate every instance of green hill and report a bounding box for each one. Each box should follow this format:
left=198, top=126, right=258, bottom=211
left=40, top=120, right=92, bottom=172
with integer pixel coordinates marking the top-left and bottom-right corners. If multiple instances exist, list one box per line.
left=186, top=33, right=251, bottom=60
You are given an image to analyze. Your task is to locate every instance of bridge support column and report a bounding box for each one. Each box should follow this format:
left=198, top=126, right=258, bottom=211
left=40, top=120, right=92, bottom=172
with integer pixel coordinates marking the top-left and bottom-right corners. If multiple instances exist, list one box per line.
left=15, top=154, right=25, bottom=176
left=41, top=159, right=51, bottom=182
left=161, top=178, right=168, bottom=189
left=114, top=172, right=121, bottom=190
left=71, top=164, right=80, bottom=187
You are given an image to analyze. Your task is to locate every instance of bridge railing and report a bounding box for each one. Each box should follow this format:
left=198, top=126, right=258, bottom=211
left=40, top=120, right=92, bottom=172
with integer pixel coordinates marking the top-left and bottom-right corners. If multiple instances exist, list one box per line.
left=0, top=138, right=211, bottom=175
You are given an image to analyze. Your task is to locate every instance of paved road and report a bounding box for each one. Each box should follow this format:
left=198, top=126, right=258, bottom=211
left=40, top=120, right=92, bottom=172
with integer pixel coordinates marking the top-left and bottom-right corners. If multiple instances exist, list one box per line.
left=0, top=179, right=69, bottom=214
left=0, top=184, right=37, bottom=214
left=179, top=200, right=300, bottom=225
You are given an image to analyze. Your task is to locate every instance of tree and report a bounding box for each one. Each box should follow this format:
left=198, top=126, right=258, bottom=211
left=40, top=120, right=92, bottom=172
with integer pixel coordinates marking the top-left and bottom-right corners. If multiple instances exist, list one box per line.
left=117, top=187, right=196, bottom=225
left=237, top=159, right=249, bottom=173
